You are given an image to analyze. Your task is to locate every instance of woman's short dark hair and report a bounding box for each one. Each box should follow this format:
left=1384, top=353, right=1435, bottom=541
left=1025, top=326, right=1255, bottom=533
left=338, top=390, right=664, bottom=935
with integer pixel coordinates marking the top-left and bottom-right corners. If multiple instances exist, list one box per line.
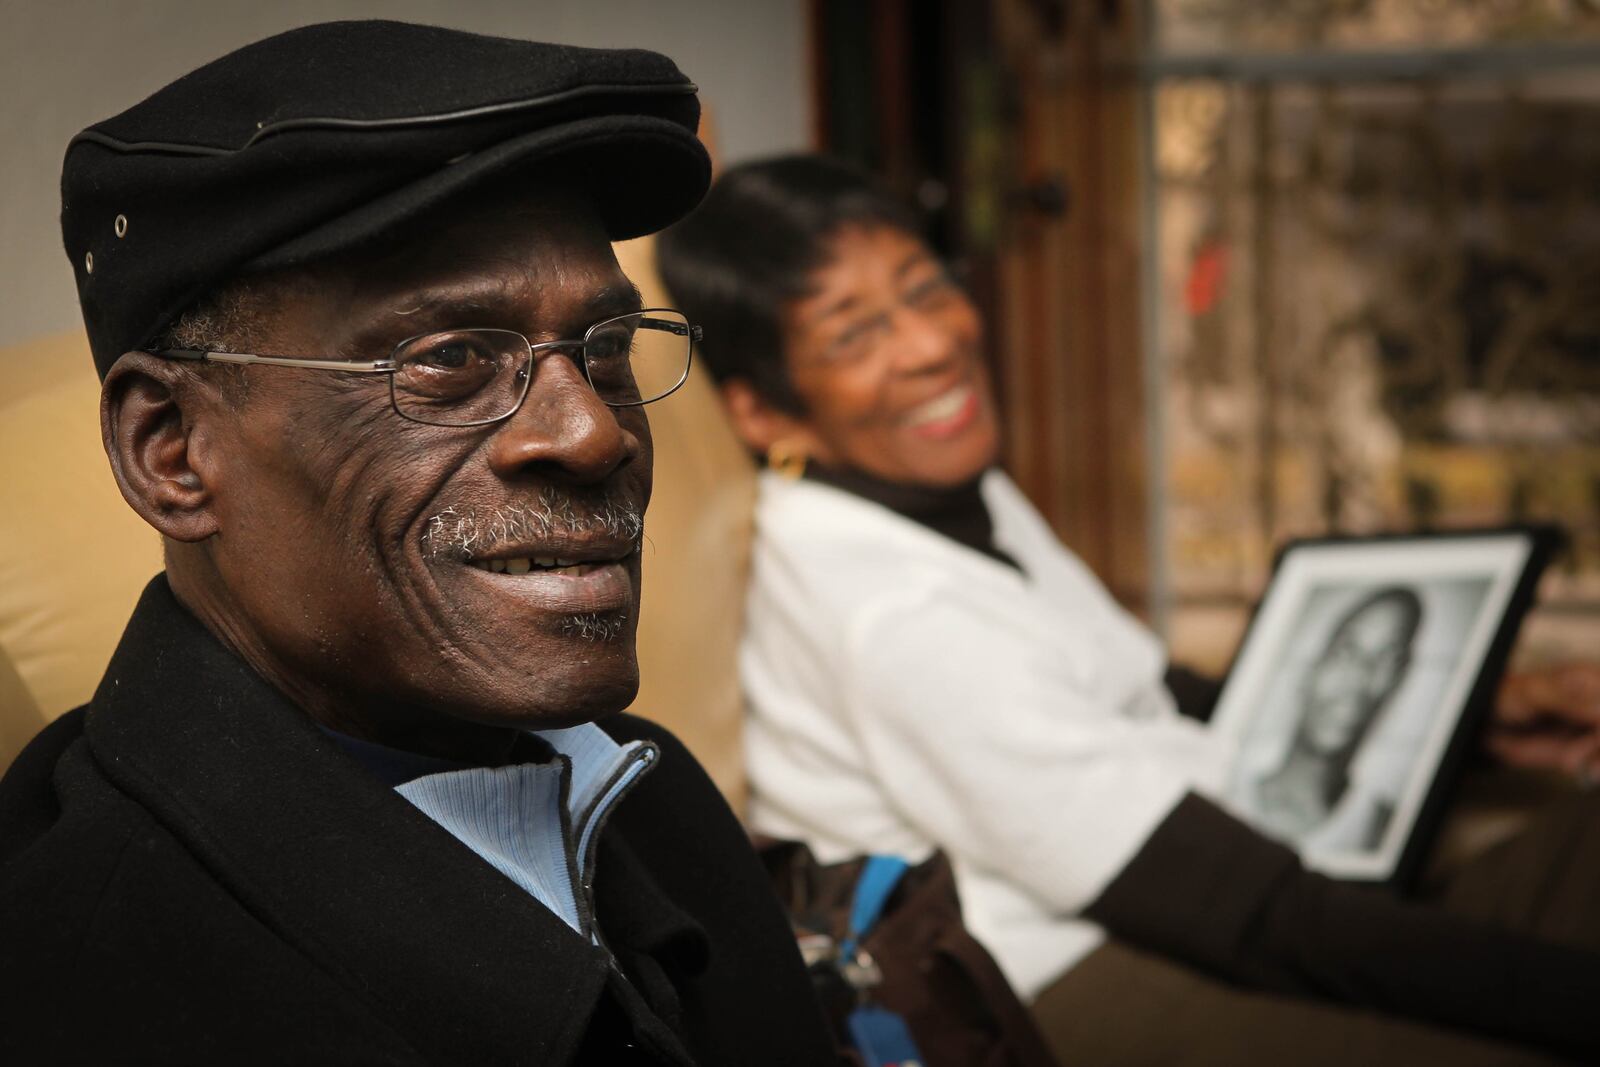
left=655, top=154, right=923, bottom=415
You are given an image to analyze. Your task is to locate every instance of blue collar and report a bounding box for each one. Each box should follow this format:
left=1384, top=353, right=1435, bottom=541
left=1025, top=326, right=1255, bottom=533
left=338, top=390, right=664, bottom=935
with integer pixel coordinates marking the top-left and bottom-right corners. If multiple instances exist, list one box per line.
left=325, top=722, right=659, bottom=941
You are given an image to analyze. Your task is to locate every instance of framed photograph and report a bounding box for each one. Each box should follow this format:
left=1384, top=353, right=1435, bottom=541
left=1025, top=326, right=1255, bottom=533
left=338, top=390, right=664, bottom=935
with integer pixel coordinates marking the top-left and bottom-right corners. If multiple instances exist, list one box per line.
left=1209, top=528, right=1557, bottom=887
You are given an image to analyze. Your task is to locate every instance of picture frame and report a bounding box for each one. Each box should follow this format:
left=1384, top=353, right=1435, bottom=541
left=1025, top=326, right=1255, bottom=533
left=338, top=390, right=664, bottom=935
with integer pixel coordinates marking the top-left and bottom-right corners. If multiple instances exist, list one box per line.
left=1209, top=527, right=1559, bottom=888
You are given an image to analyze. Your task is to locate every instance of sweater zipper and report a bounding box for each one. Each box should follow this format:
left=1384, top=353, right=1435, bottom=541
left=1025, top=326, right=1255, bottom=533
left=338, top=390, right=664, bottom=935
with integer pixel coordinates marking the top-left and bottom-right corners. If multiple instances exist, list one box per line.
left=569, top=741, right=660, bottom=944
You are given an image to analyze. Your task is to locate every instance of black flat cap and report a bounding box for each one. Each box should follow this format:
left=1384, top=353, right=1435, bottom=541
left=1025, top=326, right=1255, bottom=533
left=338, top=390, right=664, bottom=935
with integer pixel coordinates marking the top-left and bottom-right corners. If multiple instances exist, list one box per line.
left=62, top=19, right=711, bottom=378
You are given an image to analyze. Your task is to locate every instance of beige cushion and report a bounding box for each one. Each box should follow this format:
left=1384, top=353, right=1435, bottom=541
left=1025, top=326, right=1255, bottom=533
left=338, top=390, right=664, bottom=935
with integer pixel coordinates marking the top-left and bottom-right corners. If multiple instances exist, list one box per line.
left=0, top=332, right=163, bottom=766
left=616, top=236, right=756, bottom=809
left=0, top=645, right=46, bottom=772
left=0, top=241, right=757, bottom=810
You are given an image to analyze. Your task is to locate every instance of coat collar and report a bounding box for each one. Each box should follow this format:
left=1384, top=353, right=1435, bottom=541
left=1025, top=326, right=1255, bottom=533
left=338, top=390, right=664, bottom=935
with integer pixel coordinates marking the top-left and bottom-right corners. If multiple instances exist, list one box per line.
left=85, top=575, right=702, bottom=1064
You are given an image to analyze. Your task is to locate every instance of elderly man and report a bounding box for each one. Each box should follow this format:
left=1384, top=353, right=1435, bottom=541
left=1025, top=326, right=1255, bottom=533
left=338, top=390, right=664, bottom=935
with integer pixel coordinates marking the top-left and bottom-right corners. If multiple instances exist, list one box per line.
left=0, top=22, right=834, bottom=1065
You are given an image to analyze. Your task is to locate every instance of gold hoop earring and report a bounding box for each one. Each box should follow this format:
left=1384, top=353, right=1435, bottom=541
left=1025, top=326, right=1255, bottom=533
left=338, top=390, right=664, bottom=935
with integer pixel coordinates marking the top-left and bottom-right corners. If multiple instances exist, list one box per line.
left=766, top=440, right=808, bottom=480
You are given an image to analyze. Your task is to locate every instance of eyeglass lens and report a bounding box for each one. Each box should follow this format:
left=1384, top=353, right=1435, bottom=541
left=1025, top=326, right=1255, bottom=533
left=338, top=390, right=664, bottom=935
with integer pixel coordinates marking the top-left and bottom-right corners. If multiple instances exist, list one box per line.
left=388, top=312, right=692, bottom=426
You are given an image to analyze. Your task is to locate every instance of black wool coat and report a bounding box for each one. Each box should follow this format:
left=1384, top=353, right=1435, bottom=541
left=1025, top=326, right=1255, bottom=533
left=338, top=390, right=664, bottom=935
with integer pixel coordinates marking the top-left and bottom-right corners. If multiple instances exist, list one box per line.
left=0, top=577, right=836, bottom=1065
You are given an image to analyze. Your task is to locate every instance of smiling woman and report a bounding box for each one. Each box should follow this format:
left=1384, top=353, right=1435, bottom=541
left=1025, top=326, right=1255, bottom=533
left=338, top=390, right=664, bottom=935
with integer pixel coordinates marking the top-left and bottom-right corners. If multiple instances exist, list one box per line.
left=772, top=225, right=1001, bottom=486
left=657, top=154, right=1600, bottom=1065
left=658, top=156, right=1002, bottom=490
left=659, top=152, right=1218, bottom=1002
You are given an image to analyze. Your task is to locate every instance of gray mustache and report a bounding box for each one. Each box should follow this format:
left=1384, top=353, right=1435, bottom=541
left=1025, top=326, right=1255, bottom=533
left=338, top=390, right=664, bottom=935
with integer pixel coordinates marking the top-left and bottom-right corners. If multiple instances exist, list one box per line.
left=421, top=489, right=644, bottom=561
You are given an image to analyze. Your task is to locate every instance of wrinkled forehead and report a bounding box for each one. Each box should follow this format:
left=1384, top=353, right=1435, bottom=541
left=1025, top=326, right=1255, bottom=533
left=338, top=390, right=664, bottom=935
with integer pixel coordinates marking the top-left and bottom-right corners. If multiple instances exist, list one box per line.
left=352, top=180, right=614, bottom=282
left=274, top=182, right=634, bottom=338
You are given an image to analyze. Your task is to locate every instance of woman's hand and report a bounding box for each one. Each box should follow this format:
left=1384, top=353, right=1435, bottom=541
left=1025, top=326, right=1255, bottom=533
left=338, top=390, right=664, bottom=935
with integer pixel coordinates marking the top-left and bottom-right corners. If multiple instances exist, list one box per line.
left=1485, top=664, right=1600, bottom=784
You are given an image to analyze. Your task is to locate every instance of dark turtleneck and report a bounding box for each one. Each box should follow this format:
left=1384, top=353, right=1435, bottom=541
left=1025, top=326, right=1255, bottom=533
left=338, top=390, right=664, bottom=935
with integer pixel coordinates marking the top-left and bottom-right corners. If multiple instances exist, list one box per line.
left=801, top=462, right=1023, bottom=573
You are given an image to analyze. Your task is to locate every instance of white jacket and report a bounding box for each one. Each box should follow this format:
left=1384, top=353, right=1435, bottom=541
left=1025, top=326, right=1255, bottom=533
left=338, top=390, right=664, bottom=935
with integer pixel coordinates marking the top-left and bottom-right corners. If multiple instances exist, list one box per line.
left=741, top=469, right=1230, bottom=998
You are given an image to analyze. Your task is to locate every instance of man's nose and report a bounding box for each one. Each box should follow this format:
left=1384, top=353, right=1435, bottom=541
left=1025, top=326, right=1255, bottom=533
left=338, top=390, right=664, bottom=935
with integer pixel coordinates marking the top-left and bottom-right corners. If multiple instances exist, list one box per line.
left=484, top=352, right=638, bottom=483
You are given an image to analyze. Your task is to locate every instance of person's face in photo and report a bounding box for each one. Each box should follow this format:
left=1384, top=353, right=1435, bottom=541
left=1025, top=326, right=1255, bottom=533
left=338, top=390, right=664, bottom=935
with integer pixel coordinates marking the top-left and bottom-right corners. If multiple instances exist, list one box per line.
left=1298, top=596, right=1418, bottom=756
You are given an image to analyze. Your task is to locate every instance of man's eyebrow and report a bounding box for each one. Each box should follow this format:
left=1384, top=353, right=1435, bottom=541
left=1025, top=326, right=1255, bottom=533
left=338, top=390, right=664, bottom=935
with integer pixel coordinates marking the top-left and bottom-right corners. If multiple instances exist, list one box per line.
left=583, top=282, right=645, bottom=322
left=386, top=290, right=494, bottom=320
left=376, top=280, right=644, bottom=331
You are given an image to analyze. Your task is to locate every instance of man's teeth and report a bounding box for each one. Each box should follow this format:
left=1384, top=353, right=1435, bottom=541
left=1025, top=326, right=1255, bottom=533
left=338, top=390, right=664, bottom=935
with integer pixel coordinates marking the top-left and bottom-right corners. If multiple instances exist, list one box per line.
left=906, top=385, right=971, bottom=427
left=467, top=556, right=603, bottom=575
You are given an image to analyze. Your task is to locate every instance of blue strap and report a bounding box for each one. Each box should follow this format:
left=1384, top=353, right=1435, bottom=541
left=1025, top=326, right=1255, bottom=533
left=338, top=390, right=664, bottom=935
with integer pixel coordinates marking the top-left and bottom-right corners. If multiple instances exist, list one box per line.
left=840, top=855, right=910, bottom=960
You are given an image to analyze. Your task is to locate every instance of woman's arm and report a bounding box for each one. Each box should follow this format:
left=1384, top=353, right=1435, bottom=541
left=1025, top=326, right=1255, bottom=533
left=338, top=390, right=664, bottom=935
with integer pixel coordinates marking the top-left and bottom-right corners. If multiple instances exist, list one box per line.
left=843, top=595, right=1228, bottom=915
left=1085, top=793, right=1600, bottom=1060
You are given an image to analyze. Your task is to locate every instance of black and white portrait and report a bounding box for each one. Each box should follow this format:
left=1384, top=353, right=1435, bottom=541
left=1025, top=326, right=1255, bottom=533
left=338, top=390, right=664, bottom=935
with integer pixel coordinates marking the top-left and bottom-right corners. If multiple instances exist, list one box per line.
left=1210, top=533, right=1541, bottom=881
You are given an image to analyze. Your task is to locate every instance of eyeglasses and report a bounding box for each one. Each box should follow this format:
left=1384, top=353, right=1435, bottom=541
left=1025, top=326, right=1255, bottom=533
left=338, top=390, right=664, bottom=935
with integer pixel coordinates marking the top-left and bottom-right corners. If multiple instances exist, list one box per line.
left=154, top=308, right=700, bottom=427
left=813, top=268, right=966, bottom=367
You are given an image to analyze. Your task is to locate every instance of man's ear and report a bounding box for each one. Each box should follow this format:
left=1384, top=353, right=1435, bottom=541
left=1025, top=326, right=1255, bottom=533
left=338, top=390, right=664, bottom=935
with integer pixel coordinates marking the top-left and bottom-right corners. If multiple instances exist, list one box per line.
left=100, top=352, right=222, bottom=543
left=719, top=378, right=830, bottom=463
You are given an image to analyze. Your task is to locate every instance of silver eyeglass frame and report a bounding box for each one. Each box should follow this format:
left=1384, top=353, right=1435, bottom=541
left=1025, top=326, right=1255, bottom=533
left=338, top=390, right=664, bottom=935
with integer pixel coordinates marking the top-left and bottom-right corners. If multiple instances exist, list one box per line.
left=153, top=307, right=701, bottom=427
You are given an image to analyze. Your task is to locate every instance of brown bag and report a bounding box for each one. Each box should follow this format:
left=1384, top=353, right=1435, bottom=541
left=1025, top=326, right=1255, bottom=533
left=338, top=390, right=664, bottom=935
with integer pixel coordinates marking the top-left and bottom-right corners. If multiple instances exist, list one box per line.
left=759, top=840, right=1061, bottom=1067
